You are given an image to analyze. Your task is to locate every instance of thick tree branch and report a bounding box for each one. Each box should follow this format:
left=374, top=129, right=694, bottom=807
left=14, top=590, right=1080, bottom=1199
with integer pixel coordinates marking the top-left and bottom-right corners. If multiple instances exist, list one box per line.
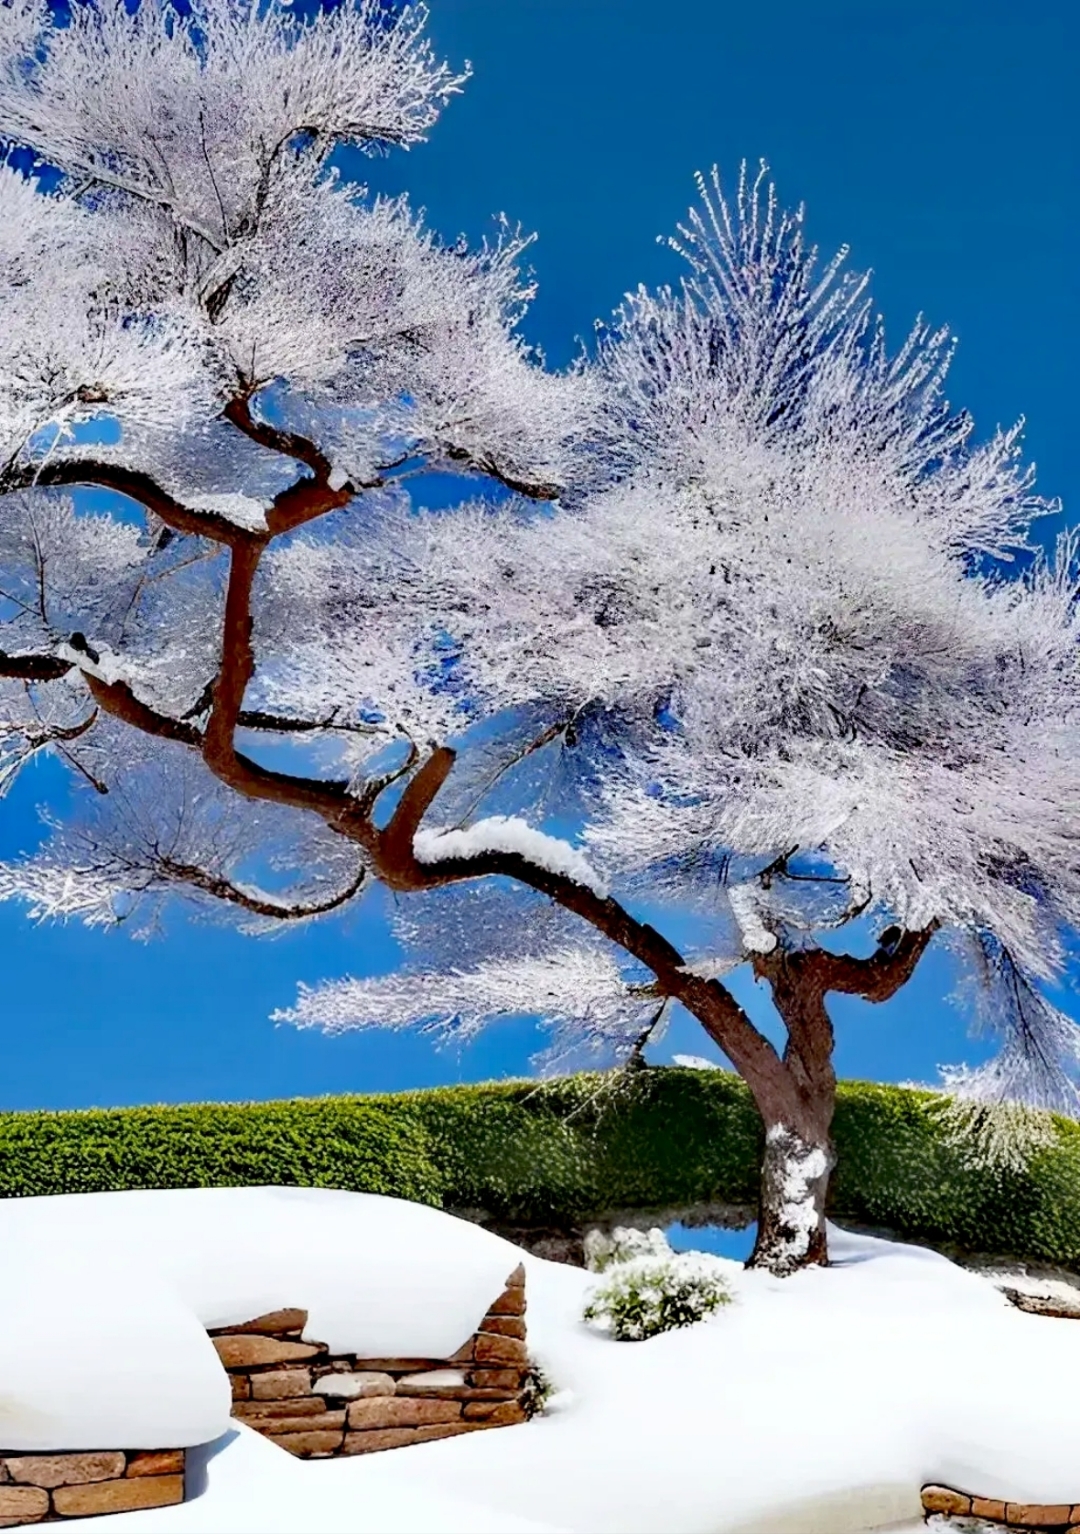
left=199, top=539, right=355, bottom=818
left=84, top=674, right=202, bottom=746
left=13, top=461, right=248, bottom=545
left=224, top=395, right=336, bottom=484
left=814, top=924, right=938, bottom=1001
left=379, top=745, right=455, bottom=866
left=0, top=650, right=72, bottom=682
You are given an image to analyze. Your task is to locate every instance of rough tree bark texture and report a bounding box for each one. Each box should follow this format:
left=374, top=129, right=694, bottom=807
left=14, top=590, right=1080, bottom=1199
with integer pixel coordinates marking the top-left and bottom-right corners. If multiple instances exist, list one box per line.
left=0, top=413, right=938, bottom=1276
left=742, top=931, right=937, bottom=1272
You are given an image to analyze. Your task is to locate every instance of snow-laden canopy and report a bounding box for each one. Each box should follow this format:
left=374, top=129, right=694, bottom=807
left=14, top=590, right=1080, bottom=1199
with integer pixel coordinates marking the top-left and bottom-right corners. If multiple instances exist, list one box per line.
left=0, top=0, right=1076, bottom=1232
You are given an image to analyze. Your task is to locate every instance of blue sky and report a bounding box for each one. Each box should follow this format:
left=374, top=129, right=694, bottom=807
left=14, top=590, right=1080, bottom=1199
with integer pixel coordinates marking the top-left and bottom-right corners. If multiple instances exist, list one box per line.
left=0, top=0, right=1075, bottom=1111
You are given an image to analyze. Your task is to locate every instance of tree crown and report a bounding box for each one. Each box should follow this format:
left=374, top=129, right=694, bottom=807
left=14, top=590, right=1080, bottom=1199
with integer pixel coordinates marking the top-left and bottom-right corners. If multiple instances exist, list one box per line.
left=0, top=0, right=1075, bottom=1127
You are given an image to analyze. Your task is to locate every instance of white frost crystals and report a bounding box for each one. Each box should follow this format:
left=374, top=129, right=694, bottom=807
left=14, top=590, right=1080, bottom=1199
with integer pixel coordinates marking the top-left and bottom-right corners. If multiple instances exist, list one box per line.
left=276, top=944, right=655, bottom=1052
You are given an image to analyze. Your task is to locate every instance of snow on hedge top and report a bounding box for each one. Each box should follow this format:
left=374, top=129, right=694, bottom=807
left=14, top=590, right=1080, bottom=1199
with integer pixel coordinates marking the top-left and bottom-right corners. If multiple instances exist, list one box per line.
left=414, top=817, right=608, bottom=898
left=0, top=1187, right=522, bottom=1452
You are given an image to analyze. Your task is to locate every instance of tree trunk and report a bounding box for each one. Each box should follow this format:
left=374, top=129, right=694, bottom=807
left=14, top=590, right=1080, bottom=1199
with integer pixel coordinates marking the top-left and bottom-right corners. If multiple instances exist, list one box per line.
left=748, top=1117, right=836, bottom=1275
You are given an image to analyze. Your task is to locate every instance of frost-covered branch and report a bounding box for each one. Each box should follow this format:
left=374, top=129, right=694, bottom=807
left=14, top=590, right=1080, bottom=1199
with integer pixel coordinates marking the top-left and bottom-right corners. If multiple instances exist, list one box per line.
left=276, top=946, right=657, bottom=1052
left=147, top=853, right=365, bottom=922
left=942, top=935, right=1080, bottom=1121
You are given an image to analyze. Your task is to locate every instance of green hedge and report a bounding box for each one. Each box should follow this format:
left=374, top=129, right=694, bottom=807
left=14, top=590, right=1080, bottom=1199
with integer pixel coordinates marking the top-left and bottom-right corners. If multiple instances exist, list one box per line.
left=3, top=1068, right=1080, bottom=1269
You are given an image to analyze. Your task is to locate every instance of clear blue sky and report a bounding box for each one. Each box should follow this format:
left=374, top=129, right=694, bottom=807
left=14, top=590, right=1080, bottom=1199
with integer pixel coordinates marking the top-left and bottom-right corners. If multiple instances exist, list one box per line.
left=0, top=0, right=1075, bottom=1111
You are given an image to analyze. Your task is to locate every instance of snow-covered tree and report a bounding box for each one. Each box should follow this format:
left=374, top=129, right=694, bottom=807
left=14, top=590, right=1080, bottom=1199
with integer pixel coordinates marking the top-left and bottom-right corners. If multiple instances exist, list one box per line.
left=1, top=0, right=1077, bottom=1275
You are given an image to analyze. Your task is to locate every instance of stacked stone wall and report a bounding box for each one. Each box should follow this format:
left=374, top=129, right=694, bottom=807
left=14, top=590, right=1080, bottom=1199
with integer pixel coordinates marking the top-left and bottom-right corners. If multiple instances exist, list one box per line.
left=214, top=1263, right=533, bottom=1458
left=923, top=1485, right=1080, bottom=1528
left=0, top=1451, right=184, bottom=1526
left=0, top=1265, right=531, bottom=1525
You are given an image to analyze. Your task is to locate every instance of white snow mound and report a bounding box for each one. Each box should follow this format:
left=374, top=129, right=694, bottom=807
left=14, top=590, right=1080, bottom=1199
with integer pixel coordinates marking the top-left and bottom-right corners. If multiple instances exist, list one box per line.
left=6, top=1192, right=1080, bottom=1533
left=0, top=1187, right=523, bottom=1452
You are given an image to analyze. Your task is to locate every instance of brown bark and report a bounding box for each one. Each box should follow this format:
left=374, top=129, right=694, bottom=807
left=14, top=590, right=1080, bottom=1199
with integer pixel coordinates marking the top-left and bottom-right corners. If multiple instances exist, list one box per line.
left=0, top=403, right=939, bottom=1276
left=744, top=929, right=937, bottom=1270
left=150, top=855, right=365, bottom=920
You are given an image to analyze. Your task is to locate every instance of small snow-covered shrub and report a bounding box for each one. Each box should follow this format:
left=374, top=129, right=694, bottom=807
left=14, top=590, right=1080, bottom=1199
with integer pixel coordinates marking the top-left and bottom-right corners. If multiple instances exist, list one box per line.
left=583, top=1236, right=733, bottom=1341
left=583, top=1224, right=672, bottom=1272
left=520, top=1364, right=556, bottom=1417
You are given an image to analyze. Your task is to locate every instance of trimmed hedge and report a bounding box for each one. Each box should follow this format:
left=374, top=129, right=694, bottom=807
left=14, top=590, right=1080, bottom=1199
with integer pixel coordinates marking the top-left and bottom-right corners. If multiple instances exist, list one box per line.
left=3, top=1068, right=1080, bottom=1270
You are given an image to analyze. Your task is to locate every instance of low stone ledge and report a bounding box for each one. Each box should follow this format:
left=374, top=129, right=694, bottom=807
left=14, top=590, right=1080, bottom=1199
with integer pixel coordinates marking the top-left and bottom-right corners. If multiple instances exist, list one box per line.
left=249, top=1368, right=314, bottom=1399
left=240, top=1410, right=346, bottom=1436
left=53, top=1476, right=184, bottom=1517
left=342, top=1422, right=480, bottom=1455
left=0, top=1452, right=185, bottom=1526
left=217, top=1266, right=536, bottom=1464
left=125, top=1451, right=185, bottom=1479
left=313, top=1371, right=396, bottom=1400
left=922, top=1485, right=1080, bottom=1528
left=233, top=1397, right=328, bottom=1420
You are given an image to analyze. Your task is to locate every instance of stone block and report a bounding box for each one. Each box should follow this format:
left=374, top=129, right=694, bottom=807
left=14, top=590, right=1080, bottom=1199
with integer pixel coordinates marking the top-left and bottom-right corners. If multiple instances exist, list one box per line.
left=126, top=1451, right=185, bottom=1478
left=212, top=1335, right=323, bottom=1369
left=52, top=1475, right=184, bottom=1516
left=448, top=1339, right=474, bottom=1364
left=4, top=1452, right=125, bottom=1489
left=474, top=1332, right=529, bottom=1366
left=251, top=1369, right=313, bottom=1399
left=314, top=1372, right=396, bottom=1400
left=1006, top=1507, right=1073, bottom=1528
left=971, top=1498, right=1008, bottom=1521
left=348, top=1398, right=462, bottom=1430
left=462, top=1400, right=527, bottom=1426
left=0, top=1486, right=49, bottom=1527
left=243, top=1410, right=345, bottom=1436
left=233, top=1397, right=327, bottom=1419
left=921, top=1486, right=971, bottom=1516
left=347, top=1359, right=445, bottom=1373
left=266, top=1430, right=344, bottom=1457
left=505, top=1264, right=526, bottom=1288
left=396, top=1371, right=466, bottom=1392
left=478, top=1315, right=526, bottom=1341
left=342, top=1423, right=477, bottom=1455
left=210, top=1309, right=308, bottom=1337
left=230, top=1374, right=251, bottom=1401
left=485, top=1288, right=526, bottom=1318
left=468, top=1368, right=524, bottom=1390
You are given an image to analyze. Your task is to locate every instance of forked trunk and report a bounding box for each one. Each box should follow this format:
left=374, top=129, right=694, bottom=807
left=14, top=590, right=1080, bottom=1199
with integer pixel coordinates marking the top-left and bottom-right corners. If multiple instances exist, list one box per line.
left=747, top=1120, right=836, bottom=1275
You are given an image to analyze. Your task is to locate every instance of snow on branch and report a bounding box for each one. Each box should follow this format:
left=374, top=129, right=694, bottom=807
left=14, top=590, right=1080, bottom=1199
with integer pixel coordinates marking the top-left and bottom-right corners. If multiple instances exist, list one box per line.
left=727, top=880, right=778, bottom=954
left=274, top=946, right=649, bottom=1044
left=414, top=816, right=609, bottom=898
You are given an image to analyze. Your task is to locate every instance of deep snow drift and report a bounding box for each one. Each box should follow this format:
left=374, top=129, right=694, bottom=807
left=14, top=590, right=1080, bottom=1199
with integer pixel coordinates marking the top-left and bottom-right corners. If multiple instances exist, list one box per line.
left=3, top=1187, right=1080, bottom=1533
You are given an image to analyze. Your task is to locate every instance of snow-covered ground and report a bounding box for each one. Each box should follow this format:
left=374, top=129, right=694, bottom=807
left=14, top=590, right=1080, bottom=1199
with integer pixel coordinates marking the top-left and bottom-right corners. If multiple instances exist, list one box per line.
left=3, top=1187, right=1080, bottom=1533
